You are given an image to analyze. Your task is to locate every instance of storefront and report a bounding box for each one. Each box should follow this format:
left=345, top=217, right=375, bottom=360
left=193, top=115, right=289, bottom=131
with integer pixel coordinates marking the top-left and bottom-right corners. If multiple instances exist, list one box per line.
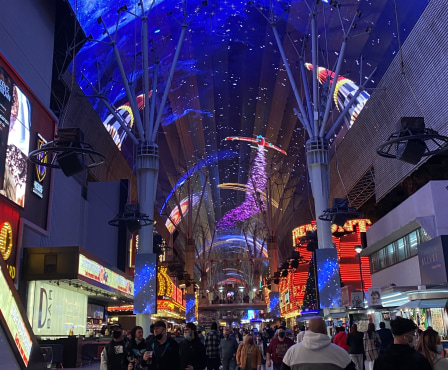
left=22, top=246, right=134, bottom=367
left=107, top=265, right=185, bottom=331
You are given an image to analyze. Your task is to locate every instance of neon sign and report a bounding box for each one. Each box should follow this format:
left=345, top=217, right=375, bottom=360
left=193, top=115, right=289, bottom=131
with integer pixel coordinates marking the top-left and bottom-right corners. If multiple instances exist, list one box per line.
left=0, top=265, right=32, bottom=366
left=78, top=254, right=134, bottom=295
left=0, top=221, right=16, bottom=279
left=292, top=219, right=372, bottom=245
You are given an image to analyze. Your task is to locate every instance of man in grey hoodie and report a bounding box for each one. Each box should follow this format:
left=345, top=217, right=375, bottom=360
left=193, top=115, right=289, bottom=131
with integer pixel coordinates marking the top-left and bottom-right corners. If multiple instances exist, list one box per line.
left=219, top=327, right=239, bottom=370
left=281, top=317, right=356, bottom=370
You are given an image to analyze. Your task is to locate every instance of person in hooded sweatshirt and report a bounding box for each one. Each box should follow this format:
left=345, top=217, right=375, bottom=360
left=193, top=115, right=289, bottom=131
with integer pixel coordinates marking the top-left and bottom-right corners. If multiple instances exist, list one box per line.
left=281, top=317, right=356, bottom=370
left=373, top=316, right=431, bottom=370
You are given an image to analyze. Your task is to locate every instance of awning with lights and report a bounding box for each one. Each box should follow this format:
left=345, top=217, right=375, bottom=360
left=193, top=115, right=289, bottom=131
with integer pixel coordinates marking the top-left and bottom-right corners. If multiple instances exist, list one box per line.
left=397, top=299, right=448, bottom=310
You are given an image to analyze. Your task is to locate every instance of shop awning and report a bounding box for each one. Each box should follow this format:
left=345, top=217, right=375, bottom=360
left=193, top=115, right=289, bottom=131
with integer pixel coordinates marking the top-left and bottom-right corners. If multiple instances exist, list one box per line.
left=398, top=299, right=448, bottom=310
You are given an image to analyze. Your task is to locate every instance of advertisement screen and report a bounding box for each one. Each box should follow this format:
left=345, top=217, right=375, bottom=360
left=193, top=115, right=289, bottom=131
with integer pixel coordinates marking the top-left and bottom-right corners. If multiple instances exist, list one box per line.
left=0, top=264, right=32, bottom=366
left=269, top=291, right=280, bottom=317
left=316, top=248, right=342, bottom=308
left=0, top=64, right=31, bottom=207
left=28, top=281, right=88, bottom=336
left=185, top=293, right=196, bottom=323
left=133, top=253, right=157, bottom=314
left=78, top=254, right=134, bottom=296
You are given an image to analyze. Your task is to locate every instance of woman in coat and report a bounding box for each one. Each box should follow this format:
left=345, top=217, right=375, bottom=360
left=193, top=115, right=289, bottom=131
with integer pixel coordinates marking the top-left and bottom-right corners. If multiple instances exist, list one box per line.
left=364, top=323, right=381, bottom=370
left=236, top=334, right=262, bottom=370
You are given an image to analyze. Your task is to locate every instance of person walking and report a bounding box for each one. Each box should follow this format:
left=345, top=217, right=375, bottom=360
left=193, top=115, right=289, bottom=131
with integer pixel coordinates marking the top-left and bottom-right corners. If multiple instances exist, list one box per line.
left=100, top=323, right=133, bottom=370
left=334, top=327, right=349, bottom=351
left=373, top=316, right=431, bottom=370
left=143, top=320, right=180, bottom=370
left=220, top=327, right=239, bottom=370
left=205, top=322, right=222, bottom=370
left=281, top=317, right=355, bottom=370
left=236, top=333, right=262, bottom=370
left=255, top=332, right=267, bottom=370
left=376, top=322, right=394, bottom=354
left=363, top=323, right=381, bottom=370
left=179, top=322, right=206, bottom=370
left=346, top=324, right=364, bottom=370
left=418, top=328, right=448, bottom=370
left=266, top=326, right=294, bottom=370
left=127, top=326, right=146, bottom=369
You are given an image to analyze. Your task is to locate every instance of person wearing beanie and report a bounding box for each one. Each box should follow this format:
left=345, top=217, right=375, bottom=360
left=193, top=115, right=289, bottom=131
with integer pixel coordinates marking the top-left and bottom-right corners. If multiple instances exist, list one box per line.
left=373, top=317, right=431, bottom=370
left=143, top=320, right=180, bottom=370
left=179, top=322, right=206, bottom=370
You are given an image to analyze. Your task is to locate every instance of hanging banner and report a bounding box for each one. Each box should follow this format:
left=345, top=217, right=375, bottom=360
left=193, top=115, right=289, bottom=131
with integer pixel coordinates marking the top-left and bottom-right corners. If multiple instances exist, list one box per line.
left=368, top=287, right=382, bottom=307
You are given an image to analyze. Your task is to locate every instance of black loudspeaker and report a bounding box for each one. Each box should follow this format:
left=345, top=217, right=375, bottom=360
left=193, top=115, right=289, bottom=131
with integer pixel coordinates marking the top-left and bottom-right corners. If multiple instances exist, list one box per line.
left=58, top=151, right=85, bottom=176
left=56, top=128, right=86, bottom=176
left=331, top=213, right=348, bottom=227
left=360, top=232, right=367, bottom=249
left=126, top=220, right=141, bottom=233
left=396, top=139, right=426, bottom=164
left=396, top=117, right=426, bottom=164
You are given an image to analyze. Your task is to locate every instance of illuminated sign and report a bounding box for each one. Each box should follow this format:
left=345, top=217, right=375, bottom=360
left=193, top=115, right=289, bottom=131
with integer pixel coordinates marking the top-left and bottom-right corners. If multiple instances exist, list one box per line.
left=0, top=265, right=32, bottom=366
left=292, top=219, right=372, bottom=245
left=28, top=281, right=88, bottom=337
left=78, top=254, right=134, bottom=296
left=0, top=64, right=31, bottom=208
left=32, top=133, right=47, bottom=198
left=0, top=212, right=19, bottom=281
left=186, top=293, right=196, bottom=322
left=282, top=219, right=372, bottom=315
left=0, top=221, right=12, bottom=260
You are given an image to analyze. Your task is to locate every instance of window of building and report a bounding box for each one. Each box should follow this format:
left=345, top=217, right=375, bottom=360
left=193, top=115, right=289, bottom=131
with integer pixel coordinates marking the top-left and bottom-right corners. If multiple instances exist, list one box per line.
left=370, top=227, right=430, bottom=274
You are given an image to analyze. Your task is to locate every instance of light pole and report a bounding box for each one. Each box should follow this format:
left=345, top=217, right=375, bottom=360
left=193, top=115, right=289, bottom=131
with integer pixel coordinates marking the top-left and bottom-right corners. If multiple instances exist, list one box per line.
left=355, top=245, right=365, bottom=305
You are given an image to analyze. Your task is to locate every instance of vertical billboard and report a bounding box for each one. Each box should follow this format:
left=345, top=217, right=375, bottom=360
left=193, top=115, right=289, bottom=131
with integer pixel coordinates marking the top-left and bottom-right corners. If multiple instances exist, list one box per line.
left=27, top=281, right=88, bottom=336
left=0, top=56, right=55, bottom=232
left=315, top=248, right=342, bottom=308
left=133, top=253, right=157, bottom=314
left=185, top=293, right=196, bottom=322
left=269, top=291, right=280, bottom=317
left=0, top=64, right=31, bottom=207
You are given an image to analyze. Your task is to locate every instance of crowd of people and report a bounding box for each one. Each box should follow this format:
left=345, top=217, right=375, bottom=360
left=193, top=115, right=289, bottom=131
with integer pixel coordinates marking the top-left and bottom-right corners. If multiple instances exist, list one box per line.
left=99, top=317, right=448, bottom=370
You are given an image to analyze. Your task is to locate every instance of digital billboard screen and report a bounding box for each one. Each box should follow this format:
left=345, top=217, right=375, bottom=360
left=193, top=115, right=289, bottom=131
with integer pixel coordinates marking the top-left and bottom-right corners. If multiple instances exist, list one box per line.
left=316, top=248, right=342, bottom=308
left=133, top=253, right=157, bottom=314
left=0, top=64, right=31, bottom=207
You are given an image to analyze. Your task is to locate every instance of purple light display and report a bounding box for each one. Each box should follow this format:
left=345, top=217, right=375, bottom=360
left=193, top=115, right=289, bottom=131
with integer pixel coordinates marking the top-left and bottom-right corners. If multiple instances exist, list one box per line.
left=217, top=145, right=267, bottom=229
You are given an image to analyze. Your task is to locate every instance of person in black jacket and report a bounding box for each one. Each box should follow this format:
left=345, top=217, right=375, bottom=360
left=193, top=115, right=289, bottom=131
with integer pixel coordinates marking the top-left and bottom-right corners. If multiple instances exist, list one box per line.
left=346, top=324, right=364, bottom=370
left=127, top=326, right=146, bottom=369
left=376, top=322, right=394, bottom=354
left=373, top=317, right=431, bottom=370
left=179, top=322, right=206, bottom=370
left=100, top=323, right=133, bottom=370
left=143, top=320, right=180, bottom=370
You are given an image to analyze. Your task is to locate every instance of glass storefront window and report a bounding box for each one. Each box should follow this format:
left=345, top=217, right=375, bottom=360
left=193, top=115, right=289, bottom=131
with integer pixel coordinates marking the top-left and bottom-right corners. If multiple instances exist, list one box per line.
left=386, top=243, right=396, bottom=266
left=409, top=230, right=419, bottom=256
left=396, top=238, right=407, bottom=262
left=369, top=227, right=431, bottom=274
